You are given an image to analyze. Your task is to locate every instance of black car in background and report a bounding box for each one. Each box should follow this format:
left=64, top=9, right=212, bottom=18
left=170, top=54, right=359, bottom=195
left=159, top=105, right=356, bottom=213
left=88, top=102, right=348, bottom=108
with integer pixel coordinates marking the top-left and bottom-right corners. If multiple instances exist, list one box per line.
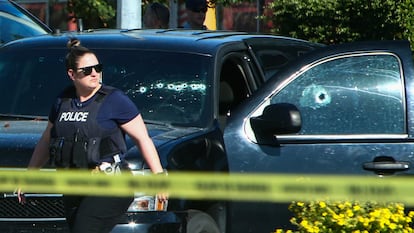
left=0, top=29, right=321, bottom=232
left=0, top=0, right=52, bottom=45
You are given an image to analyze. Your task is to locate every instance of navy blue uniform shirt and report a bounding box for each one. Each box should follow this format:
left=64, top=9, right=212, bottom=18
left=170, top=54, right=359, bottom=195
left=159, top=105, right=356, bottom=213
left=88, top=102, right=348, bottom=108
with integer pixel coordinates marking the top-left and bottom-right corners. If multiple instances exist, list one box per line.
left=49, top=86, right=140, bottom=129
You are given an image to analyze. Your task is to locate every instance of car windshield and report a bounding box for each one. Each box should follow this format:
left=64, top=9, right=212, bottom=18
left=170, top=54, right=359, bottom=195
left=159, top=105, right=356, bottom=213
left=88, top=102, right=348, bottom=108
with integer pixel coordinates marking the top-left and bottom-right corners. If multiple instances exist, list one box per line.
left=0, top=48, right=212, bottom=127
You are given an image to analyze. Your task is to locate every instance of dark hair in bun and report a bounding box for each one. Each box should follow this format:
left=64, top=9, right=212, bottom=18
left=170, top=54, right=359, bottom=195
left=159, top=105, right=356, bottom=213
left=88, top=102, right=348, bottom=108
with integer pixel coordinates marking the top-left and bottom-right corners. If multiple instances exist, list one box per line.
left=65, top=38, right=94, bottom=70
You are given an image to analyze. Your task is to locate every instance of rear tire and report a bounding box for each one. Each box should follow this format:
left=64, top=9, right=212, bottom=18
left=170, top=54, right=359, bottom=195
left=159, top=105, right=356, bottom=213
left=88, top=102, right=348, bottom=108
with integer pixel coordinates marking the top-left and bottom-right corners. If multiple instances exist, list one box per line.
left=186, top=210, right=220, bottom=233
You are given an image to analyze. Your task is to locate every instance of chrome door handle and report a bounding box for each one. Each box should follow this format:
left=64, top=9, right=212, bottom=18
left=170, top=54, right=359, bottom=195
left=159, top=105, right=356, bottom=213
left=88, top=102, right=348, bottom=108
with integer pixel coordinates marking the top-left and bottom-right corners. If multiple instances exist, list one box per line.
left=363, top=161, right=410, bottom=171
left=363, top=156, right=410, bottom=175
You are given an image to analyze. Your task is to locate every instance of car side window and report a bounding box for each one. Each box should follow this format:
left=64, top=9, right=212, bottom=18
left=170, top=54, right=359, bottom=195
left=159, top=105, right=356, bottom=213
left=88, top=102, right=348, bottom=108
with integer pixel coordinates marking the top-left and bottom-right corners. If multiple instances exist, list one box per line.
left=219, top=54, right=256, bottom=128
left=270, top=54, right=405, bottom=134
left=244, top=38, right=323, bottom=81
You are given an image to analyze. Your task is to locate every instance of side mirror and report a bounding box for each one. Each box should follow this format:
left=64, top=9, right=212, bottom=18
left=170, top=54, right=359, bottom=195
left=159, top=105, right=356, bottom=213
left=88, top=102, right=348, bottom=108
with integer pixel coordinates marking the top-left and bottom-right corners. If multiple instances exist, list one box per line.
left=250, top=103, right=301, bottom=145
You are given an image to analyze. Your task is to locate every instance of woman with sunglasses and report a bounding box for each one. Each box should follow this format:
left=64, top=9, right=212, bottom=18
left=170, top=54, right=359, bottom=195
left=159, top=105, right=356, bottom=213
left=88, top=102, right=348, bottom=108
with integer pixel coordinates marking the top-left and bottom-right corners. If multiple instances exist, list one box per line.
left=19, top=38, right=167, bottom=233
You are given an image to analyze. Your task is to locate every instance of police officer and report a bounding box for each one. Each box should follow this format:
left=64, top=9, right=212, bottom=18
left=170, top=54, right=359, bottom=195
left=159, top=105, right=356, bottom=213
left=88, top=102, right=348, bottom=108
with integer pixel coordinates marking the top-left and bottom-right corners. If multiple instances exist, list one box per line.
left=19, top=38, right=167, bottom=233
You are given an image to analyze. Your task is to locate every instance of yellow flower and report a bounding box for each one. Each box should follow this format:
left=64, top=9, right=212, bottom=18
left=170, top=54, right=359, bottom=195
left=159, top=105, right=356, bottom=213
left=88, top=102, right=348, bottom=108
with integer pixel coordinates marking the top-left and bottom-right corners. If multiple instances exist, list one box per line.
left=283, top=201, right=414, bottom=233
left=357, top=216, right=370, bottom=227
left=391, top=214, right=400, bottom=222
left=346, top=209, right=354, bottom=217
left=297, top=202, right=305, bottom=207
left=389, top=222, right=397, bottom=230
left=300, top=220, right=309, bottom=228
left=337, top=218, right=346, bottom=226
left=370, top=209, right=381, bottom=218
left=396, top=203, right=404, bottom=212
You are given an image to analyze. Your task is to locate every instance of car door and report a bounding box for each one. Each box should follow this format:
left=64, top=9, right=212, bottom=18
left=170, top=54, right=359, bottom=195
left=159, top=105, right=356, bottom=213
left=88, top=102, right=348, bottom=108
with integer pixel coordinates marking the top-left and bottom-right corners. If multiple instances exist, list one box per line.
left=223, top=40, right=414, bottom=233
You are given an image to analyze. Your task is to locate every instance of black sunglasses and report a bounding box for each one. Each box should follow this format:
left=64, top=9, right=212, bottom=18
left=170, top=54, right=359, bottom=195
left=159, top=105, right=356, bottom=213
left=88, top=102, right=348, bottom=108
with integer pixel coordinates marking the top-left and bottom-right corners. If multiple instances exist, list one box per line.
left=77, top=64, right=103, bottom=75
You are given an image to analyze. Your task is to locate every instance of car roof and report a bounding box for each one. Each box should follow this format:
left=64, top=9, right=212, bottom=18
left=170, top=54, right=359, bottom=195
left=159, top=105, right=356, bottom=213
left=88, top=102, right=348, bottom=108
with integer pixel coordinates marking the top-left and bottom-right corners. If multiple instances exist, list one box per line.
left=1, top=28, right=321, bottom=55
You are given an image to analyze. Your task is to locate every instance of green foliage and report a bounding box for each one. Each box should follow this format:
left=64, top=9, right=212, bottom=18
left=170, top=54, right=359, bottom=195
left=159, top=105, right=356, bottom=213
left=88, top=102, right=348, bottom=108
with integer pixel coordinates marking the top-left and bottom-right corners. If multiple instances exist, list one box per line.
left=67, top=0, right=116, bottom=28
left=275, top=201, right=414, bottom=233
left=263, top=0, right=412, bottom=45
left=397, top=0, right=414, bottom=45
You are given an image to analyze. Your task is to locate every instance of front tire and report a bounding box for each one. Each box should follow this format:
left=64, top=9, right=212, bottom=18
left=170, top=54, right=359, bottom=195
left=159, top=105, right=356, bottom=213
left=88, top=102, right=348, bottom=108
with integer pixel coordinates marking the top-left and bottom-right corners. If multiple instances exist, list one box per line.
left=186, top=210, right=220, bottom=233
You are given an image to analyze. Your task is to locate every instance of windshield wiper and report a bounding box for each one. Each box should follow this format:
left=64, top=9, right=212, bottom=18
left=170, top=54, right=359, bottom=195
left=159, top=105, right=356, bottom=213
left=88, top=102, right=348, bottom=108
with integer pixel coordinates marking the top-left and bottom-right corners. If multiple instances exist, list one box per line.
left=0, top=114, right=47, bottom=121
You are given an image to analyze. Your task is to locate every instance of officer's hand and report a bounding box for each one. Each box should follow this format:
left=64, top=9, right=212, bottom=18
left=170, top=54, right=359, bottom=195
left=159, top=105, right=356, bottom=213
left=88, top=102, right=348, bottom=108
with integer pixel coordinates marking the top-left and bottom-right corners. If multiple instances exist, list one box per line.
left=156, top=192, right=169, bottom=203
left=16, top=188, right=26, bottom=204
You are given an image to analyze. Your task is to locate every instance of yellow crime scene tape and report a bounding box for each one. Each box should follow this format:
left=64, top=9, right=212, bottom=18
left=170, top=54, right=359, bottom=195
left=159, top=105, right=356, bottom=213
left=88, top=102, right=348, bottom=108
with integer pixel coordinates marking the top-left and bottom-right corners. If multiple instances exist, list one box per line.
left=0, top=169, right=413, bottom=204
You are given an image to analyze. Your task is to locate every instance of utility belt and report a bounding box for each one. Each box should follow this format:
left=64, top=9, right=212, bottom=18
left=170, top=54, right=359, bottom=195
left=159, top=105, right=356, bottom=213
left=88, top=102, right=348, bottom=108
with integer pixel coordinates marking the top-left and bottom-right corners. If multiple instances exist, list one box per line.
left=49, top=134, right=125, bottom=170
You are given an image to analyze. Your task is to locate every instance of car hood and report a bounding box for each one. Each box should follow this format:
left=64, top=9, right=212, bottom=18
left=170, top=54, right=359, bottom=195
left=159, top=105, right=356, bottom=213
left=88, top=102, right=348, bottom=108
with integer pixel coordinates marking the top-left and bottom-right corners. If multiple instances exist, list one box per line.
left=139, top=122, right=205, bottom=147
left=0, top=119, right=46, bottom=133
left=0, top=120, right=46, bottom=168
left=0, top=120, right=204, bottom=168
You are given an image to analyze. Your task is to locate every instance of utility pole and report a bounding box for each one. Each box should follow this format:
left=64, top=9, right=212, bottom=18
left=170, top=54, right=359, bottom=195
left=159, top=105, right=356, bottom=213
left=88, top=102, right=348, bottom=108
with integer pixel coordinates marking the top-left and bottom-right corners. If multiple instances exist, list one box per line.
left=117, top=0, right=141, bottom=29
left=169, top=0, right=178, bottom=28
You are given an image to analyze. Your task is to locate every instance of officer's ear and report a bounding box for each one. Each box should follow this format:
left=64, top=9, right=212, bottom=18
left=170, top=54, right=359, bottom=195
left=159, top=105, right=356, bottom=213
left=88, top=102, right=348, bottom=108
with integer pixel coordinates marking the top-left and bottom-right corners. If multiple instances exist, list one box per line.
left=67, top=69, right=76, bottom=81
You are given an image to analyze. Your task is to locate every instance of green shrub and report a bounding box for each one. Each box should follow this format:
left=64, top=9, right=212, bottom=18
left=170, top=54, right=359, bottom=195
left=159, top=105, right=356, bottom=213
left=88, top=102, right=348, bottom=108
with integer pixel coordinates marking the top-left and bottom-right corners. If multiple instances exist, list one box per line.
left=263, top=0, right=414, bottom=45
left=274, top=201, right=414, bottom=233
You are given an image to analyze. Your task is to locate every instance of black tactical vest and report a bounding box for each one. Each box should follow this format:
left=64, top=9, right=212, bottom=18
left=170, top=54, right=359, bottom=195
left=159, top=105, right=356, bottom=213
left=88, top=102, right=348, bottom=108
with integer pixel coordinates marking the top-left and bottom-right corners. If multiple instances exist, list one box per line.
left=50, top=86, right=127, bottom=168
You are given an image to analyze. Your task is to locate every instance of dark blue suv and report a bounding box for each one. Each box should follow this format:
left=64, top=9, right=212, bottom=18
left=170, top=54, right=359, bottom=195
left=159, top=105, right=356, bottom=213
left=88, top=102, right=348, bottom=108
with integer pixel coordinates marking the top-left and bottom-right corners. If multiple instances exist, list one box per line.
left=0, top=29, right=321, bottom=232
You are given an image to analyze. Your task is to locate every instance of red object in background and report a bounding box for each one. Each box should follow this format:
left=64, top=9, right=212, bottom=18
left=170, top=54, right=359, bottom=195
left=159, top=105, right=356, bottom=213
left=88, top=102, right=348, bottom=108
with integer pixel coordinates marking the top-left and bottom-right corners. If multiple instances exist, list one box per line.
left=67, top=12, right=77, bottom=31
left=18, top=1, right=72, bottom=31
left=222, top=3, right=256, bottom=31
left=222, top=1, right=273, bottom=33
left=66, top=0, right=76, bottom=31
left=20, top=2, right=45, bottom=21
